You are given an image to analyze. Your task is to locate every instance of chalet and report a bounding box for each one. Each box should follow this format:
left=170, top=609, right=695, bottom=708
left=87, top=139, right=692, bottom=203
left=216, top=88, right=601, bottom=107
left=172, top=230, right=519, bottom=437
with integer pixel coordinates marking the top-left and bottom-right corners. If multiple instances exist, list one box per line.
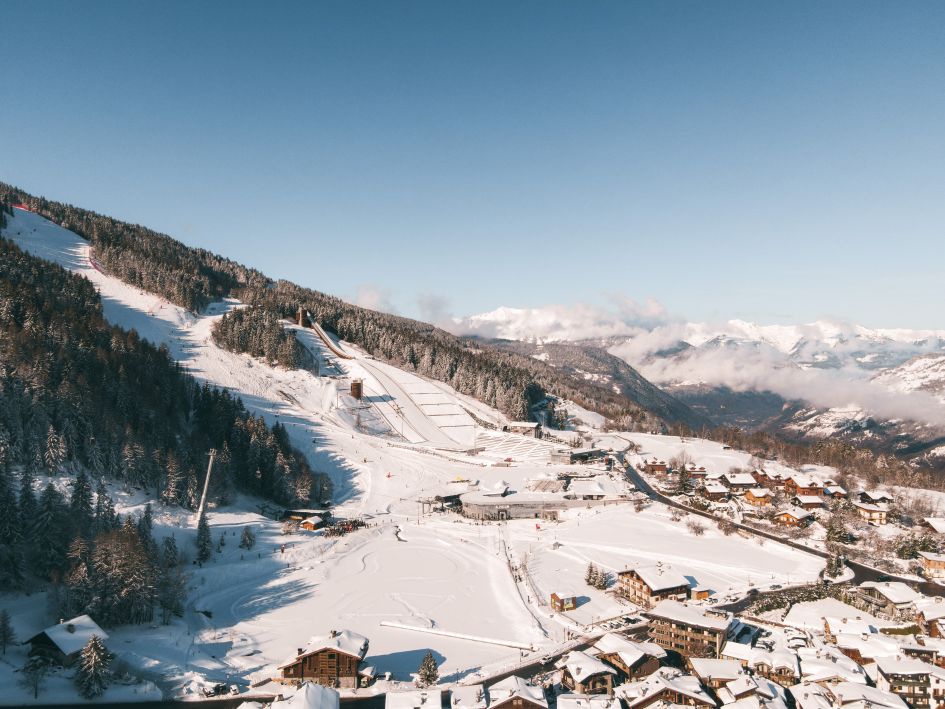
left=488, top=675, right=548, bottom=709
left=853, top=501, right=888, bottom=525
left=644, top=459, right=669, bottom=475
left=875, top=656, right=945, bottom=709
left=916, top=598, right=945, bottom=636
left=551, top=592, right=579, bottom=612
left=617, top=564, right=691, bottom=608
left=860, top=491, right=895, bottom=505
left=26, top=615, right=108, bottom=666
left=505, top=422, right=542, bottom=439
left=745, top=488, right=773, bottom=507
left=686, top=465, right=709, bottom=482
left=551, top=448, right=605, bottom=465
left=827, top=683, right=909, bottom=709
left=687, top=658, right=745, bottom=689
left=919, top=551, right=945, bottom=581
left=716, top=675, right=788, bottom=708
left=721, top=472, right=757, bottom=492
left=701, top=482, right=730, bottom=502
left=852, top=582, right=921, bottom=620
left=615, top=667, right=717, bottom=709
left=278, top=629, right=370, bottom=688
left=387, top=690, right=443, bottom=709
left=646, top=600, right=732, bottom=659
left=556, top=694, right=621, bottom=709
left=560, top=651, right=617, bottom=695
left=784, top=475, right=823, bottom=498
left=773, top=507, right=813, bottom=527
left=593, top=633, right=665, bottom=680
left=300, top=515, right=324, bottom=531
left=924, top=519, right=945, bottom=535
left=565, top=478, right=609, bottom=501
left=793, top=495, right=827, bottom=511
left=747, top=649, right=801, bottom=687
left=824, top=486, right=848, bottom=500
left=797, top=645, right=869, bottom=685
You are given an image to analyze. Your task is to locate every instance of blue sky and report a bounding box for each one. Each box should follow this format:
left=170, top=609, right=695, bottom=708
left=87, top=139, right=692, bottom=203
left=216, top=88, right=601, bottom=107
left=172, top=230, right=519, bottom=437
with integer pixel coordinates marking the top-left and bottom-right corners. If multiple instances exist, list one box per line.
left=2, top=1, right=943, bottom=328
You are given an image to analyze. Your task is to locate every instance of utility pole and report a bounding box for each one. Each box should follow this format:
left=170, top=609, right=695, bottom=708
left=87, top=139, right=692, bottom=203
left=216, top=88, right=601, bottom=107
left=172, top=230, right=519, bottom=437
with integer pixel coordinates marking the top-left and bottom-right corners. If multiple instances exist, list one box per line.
left=197, top=448, right=217, bottom=520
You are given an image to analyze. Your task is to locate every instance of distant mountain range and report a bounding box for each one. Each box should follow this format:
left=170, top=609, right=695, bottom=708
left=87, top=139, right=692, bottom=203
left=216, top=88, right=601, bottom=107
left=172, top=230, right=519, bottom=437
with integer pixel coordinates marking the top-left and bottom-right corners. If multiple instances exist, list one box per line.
left=460, top=306, right=945, bottom=468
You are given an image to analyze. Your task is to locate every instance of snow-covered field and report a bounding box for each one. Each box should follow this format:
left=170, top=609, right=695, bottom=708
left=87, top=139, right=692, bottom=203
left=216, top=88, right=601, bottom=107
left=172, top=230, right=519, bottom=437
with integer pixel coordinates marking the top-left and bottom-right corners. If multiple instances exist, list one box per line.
left=1, top=208, right=826, bottom=701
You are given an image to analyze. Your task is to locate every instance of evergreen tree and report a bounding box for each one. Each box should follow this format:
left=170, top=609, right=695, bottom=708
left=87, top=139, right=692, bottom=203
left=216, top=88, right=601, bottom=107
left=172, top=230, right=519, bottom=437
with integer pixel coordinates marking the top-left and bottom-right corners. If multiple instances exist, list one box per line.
left=196, top=512, right=212, bottom=563
left=19, top=657, right=49, bottom=699
left=69, top=470, right=94, bottom=539
left=74, top=634, right=113, bottom=699
left=239, top=526, right=256, bottom=550
left=32, top=483, right=68, bottom=579
left=0, top=609, right=15, bottom=654
left=417, top=650, right=439, bottom=687
left=0, top=470, right=20, bottom=545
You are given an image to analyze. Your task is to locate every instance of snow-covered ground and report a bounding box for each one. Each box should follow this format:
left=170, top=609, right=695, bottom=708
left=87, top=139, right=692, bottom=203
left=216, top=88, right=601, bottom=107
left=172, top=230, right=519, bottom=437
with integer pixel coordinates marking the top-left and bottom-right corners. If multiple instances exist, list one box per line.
left=1, top=208, right=826, bottom=701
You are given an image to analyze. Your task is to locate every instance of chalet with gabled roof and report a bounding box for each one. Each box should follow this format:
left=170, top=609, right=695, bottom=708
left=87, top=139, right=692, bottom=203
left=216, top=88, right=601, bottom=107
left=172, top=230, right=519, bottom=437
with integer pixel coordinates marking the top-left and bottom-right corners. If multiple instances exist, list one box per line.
left=278, top=629, right=370, bottom=688
left=784, top=475, right=822, bottom=498
left=26, top=615, right=108, bottom=666
left=617, top=564, right=691, bottom=608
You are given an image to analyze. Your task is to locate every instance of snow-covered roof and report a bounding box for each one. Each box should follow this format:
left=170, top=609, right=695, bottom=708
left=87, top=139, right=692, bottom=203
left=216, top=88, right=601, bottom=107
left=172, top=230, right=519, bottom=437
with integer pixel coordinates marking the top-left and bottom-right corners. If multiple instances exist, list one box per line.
left=594, top=633, right=665, bottom=668
left=567, top=478, right=609, bottom=497
left=556, top=694, right=621, bottom=709
left=627, top=564, right=691, bottom=592
left=30, top=615, right=108, bottom=657
left=302, top=515, right=323, bottom=525
left=915, top=596, right=945, bottom=620
left=281, top=683, right=341, bottom=709
left=825, top=486, right=848, bottom=495
left=788, top=684, right=834, bottom=709
left=717, top=676, right=786, bottom=709
left=859, top=582, right=922, bottom=605
left=688, top=658, right=745, bottom=681
left=703, top=482, right=729, bottom=494
left=919, top=550, right=945, bottom=563
left=386, top=690, right=443, bottom=709
left=798, top=646, right=868, bottom=684
left=488, top=675, right=547, bottom=709
left=854, top=501, right=888, bottom=513
left=788, top=475, right=821, bottom=488
left=876, top=656, right=942, bottom=677
left=508, top=421, right=539, bottom=428
left=722, top=473, right=757, bottom=486
left=647, top=600, right=732, bottom=632
left=747, top=488, right=772, bottom=497
left=616, top=667, right=717, bottom=708
left=861, top=490, right=893, bottom=502
left=777, top=507, right=813, bottom=521
left=450, top=685, right=487, bottom=709
left=829, top=682, right=908, bottom=709
left=793, top=495, right=825, bottom=506
left=925, top=518, right=945, bottom=534
left=562, top=650, right=617, bottom=683
left=279, top=630, right=369, bottom=667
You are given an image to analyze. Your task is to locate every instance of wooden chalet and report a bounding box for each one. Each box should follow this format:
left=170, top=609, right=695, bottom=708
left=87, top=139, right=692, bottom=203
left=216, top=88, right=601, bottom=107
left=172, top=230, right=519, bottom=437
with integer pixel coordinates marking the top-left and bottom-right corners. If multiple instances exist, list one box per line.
left=643, top=459, right=669, bottom=475
left=593, top=633, right=666, bottom=681
left=854, top=501, right=888, bottom=525
left=792, top=495, right=827, bottom=511
left=26, top=615, right=108, bottom=667
left=617, top=564, right=691, bottom=608
left=860, top=490, right=894, bottom=505
left=278, top=629, right=370, bottom=688
left=646, top=600, right=732, bottom=659
left=773, top=507, right=813, bottom=527
left=783, top=475, right=823, bottom=498
left=488, top=676, right=549, bottom=709
left=701, top=482, right=730, bottom=502
left=551, top=592, right=579, bottom=612
left=615, top=667, right=717, bottom=709
left=745, top=488, right=773, bottom=507
left=721, top=472, right=757, bottom=492
left=560, top=651, right=617, bottom=695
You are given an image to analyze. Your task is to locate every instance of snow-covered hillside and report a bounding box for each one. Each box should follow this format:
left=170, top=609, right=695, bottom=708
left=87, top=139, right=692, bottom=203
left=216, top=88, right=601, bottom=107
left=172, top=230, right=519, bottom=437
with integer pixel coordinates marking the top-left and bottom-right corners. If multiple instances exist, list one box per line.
left=1, top=207, right=828, bottom=701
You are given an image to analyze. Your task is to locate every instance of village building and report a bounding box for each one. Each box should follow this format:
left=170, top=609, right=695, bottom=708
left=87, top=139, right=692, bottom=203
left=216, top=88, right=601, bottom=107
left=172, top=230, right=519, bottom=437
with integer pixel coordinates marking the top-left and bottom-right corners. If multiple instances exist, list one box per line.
left=560, top=651, right=618, bottom=695
left=701, top=482, right=730, bottom=502
left=827, top=682, right=909, bottom=709
left=551, top=448, right=605, bottom=465
left=924, top=519, right=945, bottom=535
left=851, top=582, right=922, bottom=620
left=26, top=615, right=108, bottom=666
left=686, top=465, right=709, bottom=482
left=300, top=515, right=324, bottom=531
left=646, top=600, right=733, bottom=659
left=748, top=649, right=801, bottom=687
left=551, top=592, right=579, bottom=612
left=745, top=488, right=773, bottom=507
left=721, top=473, right=757, bottom=492
left=824, top=486, right=848, bottom=500
left=565, top=477, right=610, bottom=501
left=875, top=656, right=945, bottom=709
left=797, top=645, right=869, bottom=686
left=784, top=475, right=824, bottom=498
left=919, top=552, right=945, bottom=581
left=687, top=658, right=746, bottom=689
left=615, top=667, right=717, bottom=709
left=773, top=507, right=813, bottom=527
left=593, top=633, right=666, bottom=681
left=853, top=501, right=889, bottom=525
left=643, top=459, right=669, bottom=475
left=793, top=495, right=827, bottom=511
left=488, top=676, right=548, bottom=709
left=278, top=630, right=370, bottom=688
left=860, top=491, right=895, bottom=505
left=618, top=564, right=691, bottom=608
left=279, top=683, right=341, bottom=709
left=556, top=694, right=621, bottom=709
left=504, top=422, right=543, bottom=439
left=716, top=674, right=789, bottom=709
left=387, top=690, right=443, bottom=709
left=916, top=598, right=945, bottom=636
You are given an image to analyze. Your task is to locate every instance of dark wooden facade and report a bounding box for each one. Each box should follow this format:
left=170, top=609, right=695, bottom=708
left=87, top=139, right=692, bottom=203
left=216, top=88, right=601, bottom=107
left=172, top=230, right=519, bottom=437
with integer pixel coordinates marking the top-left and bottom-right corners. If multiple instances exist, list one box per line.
left=280, top=647, right=362, bottom=688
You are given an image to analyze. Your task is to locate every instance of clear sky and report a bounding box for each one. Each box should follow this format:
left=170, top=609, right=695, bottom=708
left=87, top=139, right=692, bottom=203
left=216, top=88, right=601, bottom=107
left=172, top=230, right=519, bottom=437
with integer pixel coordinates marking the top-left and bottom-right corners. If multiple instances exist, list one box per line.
left=2, top=1, right=943, bottom=329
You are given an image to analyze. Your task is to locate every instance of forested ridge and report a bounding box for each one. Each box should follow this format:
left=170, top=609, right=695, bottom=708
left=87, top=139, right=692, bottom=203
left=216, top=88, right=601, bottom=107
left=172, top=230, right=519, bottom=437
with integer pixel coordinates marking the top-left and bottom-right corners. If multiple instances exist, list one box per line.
left=0, top=199, right=330, bottom=595
left=0, top=182, right=697, bottom=427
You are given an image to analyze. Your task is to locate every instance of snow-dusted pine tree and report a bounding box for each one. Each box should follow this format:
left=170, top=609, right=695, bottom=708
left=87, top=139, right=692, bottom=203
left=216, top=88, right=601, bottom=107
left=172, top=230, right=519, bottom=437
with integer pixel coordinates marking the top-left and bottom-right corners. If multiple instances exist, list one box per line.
left=196, top=511, right=212, bottom=563
left=74, top=634, right=113, bottom=699
left=417, top=650, right=439, bottom=687
left=0, top=609, right=16, bottom=654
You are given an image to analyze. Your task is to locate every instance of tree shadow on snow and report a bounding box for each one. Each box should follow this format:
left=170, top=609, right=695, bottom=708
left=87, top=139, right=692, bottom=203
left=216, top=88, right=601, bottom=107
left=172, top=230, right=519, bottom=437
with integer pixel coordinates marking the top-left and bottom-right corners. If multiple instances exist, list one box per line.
left=364, top=648, right=447, bottom=681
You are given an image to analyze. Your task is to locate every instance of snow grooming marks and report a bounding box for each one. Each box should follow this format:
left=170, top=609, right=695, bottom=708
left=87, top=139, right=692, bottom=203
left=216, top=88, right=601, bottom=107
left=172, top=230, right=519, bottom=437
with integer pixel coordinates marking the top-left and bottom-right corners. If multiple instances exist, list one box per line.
left=379, top=621, right=536, bottom=651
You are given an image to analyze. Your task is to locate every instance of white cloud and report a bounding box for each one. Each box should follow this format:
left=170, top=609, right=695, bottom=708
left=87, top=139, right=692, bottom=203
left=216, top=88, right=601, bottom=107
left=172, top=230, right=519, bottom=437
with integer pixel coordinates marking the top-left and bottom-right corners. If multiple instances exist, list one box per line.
left=353, top=284, right=398, bottom=314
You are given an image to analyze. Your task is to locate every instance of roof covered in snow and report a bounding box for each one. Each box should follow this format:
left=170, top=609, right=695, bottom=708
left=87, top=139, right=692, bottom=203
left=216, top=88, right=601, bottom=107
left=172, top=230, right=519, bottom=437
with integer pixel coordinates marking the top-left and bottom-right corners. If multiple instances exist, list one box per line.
left=29, top=615, right=108, bottom=657
left=646, top=600, right=731, bottom=632
left=626, top=564, right=691, bottom=592
left=386, top=690, right=443, bottom=709
left=616, top=667, right=717, bottom=708
left=280, top=630, right=369, bottom=667
left=562, top=650, right=617, bottom=683
left=488, top=675, right=547, bottom=709
left=281, top=683, right=341, bottom=709
left=556, top=694, right=621, bottom=709
left=859, top=581, right=922, bottom=605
